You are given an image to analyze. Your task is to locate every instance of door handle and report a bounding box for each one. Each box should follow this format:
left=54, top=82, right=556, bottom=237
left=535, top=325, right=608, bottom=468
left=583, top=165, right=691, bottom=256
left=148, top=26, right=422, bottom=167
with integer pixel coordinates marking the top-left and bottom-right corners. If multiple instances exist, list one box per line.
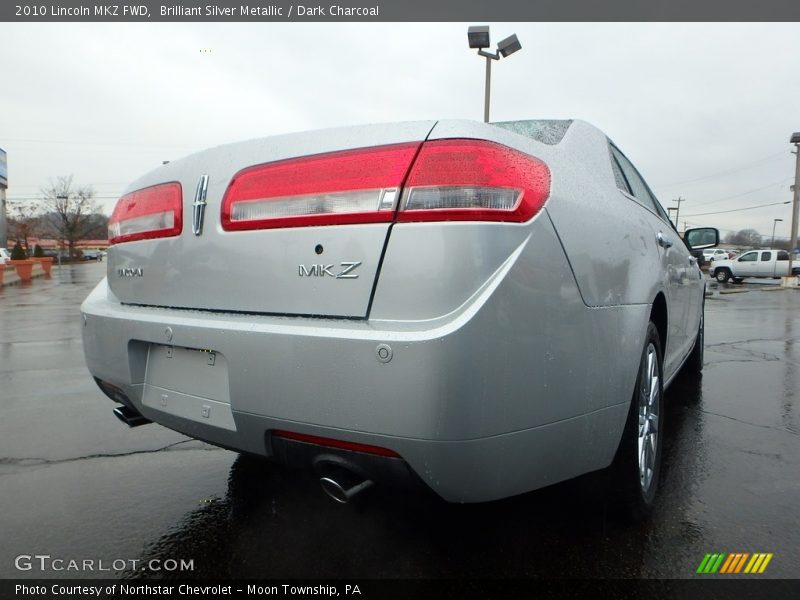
left=657, top=232, right=673, bottom=249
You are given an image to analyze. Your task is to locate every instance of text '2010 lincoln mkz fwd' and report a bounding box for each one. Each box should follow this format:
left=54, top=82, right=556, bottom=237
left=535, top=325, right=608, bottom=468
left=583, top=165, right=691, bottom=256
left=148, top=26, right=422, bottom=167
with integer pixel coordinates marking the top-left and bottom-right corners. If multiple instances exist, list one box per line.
left=81, top=119, right=718, bottom=516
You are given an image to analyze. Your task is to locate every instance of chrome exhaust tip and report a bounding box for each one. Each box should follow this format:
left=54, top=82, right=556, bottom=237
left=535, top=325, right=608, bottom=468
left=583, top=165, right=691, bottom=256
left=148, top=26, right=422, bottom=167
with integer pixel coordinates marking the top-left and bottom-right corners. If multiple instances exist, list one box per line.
left=113, top=405, right=151, bottom=428
left=319, top=470, right=374, bottom=504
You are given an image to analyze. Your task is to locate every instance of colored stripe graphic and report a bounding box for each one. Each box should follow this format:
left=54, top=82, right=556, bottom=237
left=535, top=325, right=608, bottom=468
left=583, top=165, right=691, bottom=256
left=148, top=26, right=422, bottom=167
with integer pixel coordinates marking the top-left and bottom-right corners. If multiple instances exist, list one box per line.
left=697, top=554, right=713, bottom=574
left=724, top=553, right=744, bottom=573
left=744, top=553, right=774, bottom=574
left=734, top=553, right=750, bottom=573
left=702, top=552, right=773, bottom=575
left=719, top=554, right=736, bottom=574
left=697, top=554, right=727, bottom=574
left=711, top=554, right=725, bottom=573
left=758, top=554, right=773, bottom=573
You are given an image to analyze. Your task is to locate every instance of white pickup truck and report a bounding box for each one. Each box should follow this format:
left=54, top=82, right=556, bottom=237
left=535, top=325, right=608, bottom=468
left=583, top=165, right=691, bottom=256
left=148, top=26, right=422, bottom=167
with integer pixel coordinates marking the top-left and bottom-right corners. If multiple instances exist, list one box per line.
left=710, top=249, right=800, bottom=282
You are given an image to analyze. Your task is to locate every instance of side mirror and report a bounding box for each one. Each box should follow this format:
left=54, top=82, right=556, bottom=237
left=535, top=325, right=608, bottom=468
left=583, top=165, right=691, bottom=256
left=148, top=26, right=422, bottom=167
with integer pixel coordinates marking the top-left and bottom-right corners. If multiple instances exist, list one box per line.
left=685, top=227, right=719, bottom=250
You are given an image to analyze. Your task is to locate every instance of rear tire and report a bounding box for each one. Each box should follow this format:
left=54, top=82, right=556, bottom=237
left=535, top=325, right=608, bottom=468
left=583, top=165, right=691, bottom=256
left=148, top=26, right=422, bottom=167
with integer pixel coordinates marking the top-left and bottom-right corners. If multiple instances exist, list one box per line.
left=715, top=268, right=731, bottom=283
left=611, top=322, right=664, bottom=521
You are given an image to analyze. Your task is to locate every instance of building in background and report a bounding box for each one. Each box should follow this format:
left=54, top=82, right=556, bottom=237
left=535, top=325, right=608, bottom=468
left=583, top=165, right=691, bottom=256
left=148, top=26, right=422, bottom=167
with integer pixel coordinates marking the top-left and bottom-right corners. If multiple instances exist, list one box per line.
left=0, top=148, right=7, bottom=248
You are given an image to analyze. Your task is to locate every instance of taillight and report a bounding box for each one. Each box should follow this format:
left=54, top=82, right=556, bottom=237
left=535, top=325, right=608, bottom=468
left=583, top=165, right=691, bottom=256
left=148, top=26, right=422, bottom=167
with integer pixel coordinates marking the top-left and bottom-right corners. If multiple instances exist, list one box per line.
left=221, top=143, right=421, bottom=231
left=108, top=182, right=183, bottom=245
left=398, top=139, right=550, bottom=223
left=220, top=139, right=550, bottom=231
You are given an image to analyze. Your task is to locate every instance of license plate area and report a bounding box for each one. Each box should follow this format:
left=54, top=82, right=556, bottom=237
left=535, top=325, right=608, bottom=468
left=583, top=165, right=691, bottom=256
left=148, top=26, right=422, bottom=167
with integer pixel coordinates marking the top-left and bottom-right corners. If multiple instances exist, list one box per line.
left=142, top=344, right=235, bottom=431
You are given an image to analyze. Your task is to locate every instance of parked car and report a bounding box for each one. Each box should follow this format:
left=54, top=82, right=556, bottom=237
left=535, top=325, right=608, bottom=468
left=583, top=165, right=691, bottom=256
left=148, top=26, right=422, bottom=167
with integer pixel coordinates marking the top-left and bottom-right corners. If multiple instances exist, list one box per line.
left=81, top=119, right=718, bottom=517
left=0, top=248, right=10, bottom=264
left=703, top=248, right=732, bottom=262
left=81, top=250, right=103, bottom=261
left=710, top=249, right=800, bottom=282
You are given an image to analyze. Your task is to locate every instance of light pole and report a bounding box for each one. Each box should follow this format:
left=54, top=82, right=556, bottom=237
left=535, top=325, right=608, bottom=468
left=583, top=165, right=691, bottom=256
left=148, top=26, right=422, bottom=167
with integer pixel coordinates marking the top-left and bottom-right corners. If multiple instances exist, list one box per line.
left=468, top=26, right=521, bottom=123
left=789, top=132, right=800, bottom=278
left=771, top=218, right=783, bottom=248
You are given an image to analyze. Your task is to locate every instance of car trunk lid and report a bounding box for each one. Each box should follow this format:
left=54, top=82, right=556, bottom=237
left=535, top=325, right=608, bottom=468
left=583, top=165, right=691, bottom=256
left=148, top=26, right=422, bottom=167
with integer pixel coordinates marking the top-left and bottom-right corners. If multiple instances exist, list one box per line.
left=107, top=121, right=436, bottom=318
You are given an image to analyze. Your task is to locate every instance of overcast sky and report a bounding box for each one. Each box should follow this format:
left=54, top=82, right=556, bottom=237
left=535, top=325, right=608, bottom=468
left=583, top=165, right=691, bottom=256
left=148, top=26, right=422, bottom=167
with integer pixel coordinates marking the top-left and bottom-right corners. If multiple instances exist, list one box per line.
left=2, top=22, right=799, bottom=242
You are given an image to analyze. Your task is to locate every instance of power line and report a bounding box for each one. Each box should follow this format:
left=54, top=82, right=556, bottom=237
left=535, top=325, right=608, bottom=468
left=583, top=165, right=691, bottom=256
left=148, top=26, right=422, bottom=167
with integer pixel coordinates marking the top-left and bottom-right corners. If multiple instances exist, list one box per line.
left=684, top=177, right=793, bottom=208
left=683, top=200, right=790, bottom=217
left=657, top=150, right=788, bottom=189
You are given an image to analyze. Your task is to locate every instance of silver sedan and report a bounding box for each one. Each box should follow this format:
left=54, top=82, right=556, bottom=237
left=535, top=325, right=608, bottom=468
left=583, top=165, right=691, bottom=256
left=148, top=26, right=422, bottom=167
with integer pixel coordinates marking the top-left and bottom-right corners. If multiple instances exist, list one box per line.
left=81, top=119, right=717, bottom=517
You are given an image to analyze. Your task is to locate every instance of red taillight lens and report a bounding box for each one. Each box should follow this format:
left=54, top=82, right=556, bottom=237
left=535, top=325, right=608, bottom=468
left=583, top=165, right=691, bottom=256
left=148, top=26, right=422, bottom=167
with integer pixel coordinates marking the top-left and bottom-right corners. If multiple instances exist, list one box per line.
left=221, top=143, right=421, bottom=231
left=108, top=182, right=183, bottom=245
left=398, top=139, right=551, bottom=223
left=220, top=139, right=549, bottom=231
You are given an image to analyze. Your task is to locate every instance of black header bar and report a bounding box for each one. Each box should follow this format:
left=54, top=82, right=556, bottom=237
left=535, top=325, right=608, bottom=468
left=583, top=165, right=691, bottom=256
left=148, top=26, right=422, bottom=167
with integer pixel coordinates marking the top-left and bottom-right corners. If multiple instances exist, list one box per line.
left=2, top=0, right=800, bottom=22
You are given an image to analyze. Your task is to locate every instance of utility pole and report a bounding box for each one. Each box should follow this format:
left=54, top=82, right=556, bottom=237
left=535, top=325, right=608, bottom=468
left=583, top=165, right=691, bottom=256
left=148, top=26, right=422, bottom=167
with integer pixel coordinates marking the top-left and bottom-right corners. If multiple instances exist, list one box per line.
left=672, top=197, right=684, bottom=229
left=789, top=133, right=800, bottom=281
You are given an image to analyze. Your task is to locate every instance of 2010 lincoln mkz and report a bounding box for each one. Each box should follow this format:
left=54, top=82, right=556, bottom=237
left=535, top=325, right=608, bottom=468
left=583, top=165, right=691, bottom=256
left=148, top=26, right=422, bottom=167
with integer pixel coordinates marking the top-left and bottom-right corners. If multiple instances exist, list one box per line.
left=81, top=119, right=718, bottom=515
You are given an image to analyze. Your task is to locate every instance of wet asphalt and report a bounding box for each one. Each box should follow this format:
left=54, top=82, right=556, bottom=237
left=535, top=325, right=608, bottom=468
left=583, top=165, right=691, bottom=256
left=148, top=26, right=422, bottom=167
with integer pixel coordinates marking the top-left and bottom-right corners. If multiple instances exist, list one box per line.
left=0, top=262, right=798, bottom=580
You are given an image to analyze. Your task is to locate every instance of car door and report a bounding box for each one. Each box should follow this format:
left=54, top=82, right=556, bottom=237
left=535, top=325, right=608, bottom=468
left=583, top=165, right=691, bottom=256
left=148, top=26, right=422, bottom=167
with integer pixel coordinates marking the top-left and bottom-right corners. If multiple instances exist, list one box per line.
left=755, top=251, right=774, bottom=276
left=735, top=251, right=759, bottom=277
left=610, top=145, right=696, bottom=376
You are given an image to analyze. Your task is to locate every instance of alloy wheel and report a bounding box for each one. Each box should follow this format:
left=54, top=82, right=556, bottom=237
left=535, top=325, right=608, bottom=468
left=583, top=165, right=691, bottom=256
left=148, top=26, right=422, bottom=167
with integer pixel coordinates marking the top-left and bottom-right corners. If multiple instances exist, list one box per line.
left=637, top=343, right=660, bottom=493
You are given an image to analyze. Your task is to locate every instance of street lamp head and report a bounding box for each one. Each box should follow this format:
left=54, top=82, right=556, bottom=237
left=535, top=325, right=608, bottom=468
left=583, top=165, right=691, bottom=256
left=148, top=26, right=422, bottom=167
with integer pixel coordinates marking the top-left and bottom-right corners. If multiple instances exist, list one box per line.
left=775, top=218, right=783, bottom=222
left=468, top=26, right=491, bottom=49
left=497, top=34, right=522, bottom=58
left=791, top=132, right=800, bottom=144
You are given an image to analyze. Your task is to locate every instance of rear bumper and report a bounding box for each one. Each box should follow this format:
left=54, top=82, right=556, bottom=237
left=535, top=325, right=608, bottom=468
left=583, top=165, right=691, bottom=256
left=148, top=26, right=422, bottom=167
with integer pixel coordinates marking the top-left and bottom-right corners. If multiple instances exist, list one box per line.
left=81, top=222, right=641, bottom=502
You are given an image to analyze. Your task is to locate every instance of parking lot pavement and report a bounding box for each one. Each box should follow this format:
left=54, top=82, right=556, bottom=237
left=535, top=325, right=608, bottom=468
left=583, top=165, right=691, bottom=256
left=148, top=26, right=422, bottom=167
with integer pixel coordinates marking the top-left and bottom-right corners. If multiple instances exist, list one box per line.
left=0, top=263, right=798, bottom=580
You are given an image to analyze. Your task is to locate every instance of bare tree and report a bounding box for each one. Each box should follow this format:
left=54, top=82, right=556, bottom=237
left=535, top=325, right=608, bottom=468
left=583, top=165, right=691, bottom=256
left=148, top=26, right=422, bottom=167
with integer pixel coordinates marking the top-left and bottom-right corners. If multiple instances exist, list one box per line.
left=7, top=199, right=41, bottom=252
left=724, top=228, right=763, bottom=248
left=40, top=175, right=99, bottom=257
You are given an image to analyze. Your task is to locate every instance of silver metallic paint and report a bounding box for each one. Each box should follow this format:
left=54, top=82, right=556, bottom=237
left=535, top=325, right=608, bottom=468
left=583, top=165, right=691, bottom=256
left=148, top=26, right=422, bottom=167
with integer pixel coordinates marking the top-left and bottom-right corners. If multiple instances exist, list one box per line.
left=81, top=119, right=703, bottom=502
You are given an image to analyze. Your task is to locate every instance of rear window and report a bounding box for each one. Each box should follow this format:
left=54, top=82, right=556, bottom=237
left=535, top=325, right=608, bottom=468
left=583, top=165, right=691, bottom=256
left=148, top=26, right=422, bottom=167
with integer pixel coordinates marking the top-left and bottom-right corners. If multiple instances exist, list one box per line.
left=491, top=120, right=573, bottom=145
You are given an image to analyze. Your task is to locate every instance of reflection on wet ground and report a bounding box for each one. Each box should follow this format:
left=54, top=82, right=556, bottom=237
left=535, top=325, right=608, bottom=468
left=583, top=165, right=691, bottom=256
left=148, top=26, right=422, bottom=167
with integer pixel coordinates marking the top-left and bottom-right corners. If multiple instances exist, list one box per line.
left=1, top=265, right=798, bottom=579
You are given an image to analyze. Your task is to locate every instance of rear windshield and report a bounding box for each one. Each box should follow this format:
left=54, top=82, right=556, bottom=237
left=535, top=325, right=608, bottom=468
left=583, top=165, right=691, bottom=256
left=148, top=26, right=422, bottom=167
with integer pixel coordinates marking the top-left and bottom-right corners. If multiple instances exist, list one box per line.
left=491, top=120, right=573, bottom=145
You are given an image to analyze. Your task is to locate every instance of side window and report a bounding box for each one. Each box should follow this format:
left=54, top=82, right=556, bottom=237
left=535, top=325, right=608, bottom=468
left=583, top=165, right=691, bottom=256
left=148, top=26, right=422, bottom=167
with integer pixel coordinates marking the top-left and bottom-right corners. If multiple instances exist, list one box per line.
left=778, top=251, right=789, bottom=261
left=761, top=251, right=772, bottom=261
left=610, top=146, right=659, bottom=214
left=608, top=148, right=633, bottom=195
left=738, top=252, right=757, bottom=262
